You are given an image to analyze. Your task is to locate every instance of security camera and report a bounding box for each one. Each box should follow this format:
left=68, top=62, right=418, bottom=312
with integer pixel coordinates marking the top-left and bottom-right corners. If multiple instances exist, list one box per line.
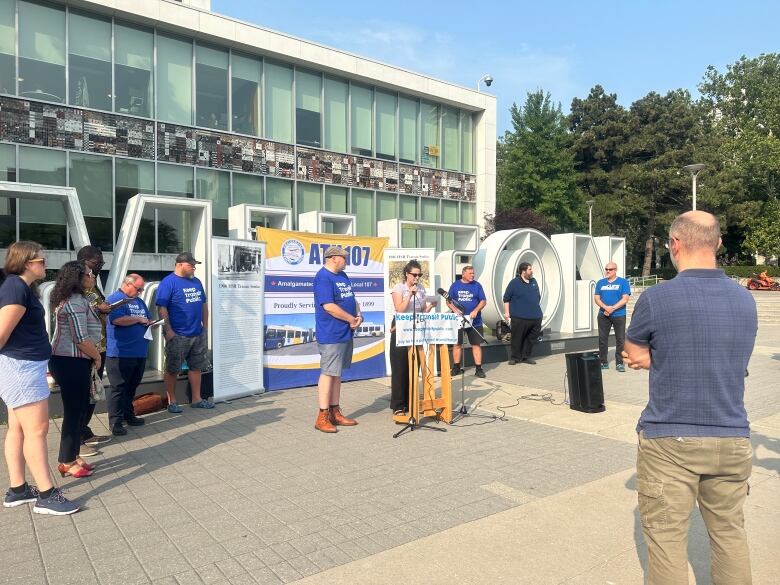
left=484, top=76, right=493, bottom=87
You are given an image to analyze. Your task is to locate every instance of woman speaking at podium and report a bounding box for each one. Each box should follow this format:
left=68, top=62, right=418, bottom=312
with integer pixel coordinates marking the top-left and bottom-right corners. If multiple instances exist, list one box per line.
left=389, top=260, right=435, bottom=416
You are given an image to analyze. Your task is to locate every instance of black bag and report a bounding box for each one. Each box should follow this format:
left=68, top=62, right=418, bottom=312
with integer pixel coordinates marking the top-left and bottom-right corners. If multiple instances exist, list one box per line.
left=495, top=319, right=511, bottom=342
left=186, top=370, right=214, bottom=403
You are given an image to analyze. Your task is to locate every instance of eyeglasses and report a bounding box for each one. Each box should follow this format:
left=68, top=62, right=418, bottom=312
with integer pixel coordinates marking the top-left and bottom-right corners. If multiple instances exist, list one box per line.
left=408, top=272, right=422, bottom=277
left=129, top=282, right=145, bottom=293
left=605, top=268, right=616, bottom=272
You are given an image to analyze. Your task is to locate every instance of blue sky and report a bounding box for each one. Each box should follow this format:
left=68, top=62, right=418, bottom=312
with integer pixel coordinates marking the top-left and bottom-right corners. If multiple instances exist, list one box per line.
left=213, top=1, right=779, bottom=135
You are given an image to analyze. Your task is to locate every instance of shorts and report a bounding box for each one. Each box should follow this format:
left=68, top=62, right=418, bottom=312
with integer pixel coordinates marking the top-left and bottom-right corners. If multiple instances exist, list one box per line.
left=165, top=331, right=210, bottom=374
left=317, top=339, right=353, bottom=377
left=0, top=354, right=50, bottom=409
left=457, top=327, right=483, bottom=346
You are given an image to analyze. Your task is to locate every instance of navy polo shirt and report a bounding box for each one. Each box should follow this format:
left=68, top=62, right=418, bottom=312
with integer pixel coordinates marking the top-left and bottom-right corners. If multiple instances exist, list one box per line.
left=627, top=269, right=757, bottom=438
left=503, top=277, right=543, bottom=319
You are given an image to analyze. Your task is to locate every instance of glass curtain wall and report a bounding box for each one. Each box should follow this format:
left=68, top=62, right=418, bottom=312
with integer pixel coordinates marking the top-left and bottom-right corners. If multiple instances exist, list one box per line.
left=295, top=70, right=321, bottom=147
left=461, top=112, right=474, bottom=174
left=0, top=144, right=16, bottom=247
left=442, top=106, right=460, bottom=171
left=115, top=158, right=155, bottom=253
left=264, top=61, right=292, bottom=143
left=196, top=168, right=229, bottom=236
left=68, top=11, right=111, bottom=111
left=18, top=147, right=67, bottom=249
left=196, top=44, right=228, bottom=130
left=442, top=200, right=458, bottom=251
left=324, top=185, right=347, bottom=213
left=420, top=198, right=439, bottom=248
left=351, top=189, right=373, bottom=236
left=69, top=153, right=113, bottom=250
left=157, top=34, right=192, bottom=125
left=399, top=195, right=417, bottom=247
left=18, top=0, right=65, bottom=103
left=421, top=101, right=439, bottom=168
left=398, top=96, right=418, bottom=164
left=231, top=52, right=261, bottom=136
left=323, top=77, right=347, bottom=153
left=232, top=172, right=263, bottom=206
left=156, top=163, right=193, bottom=253
left=0, top=0, right=16, bottom=94
left=376, top=193, right=396, bottom=223
left=296, top=182, right=321, bottom=215
left=114, top=22, right=153, bottom=118
left=265, top=178, right=292, bottom=208
left=375, top=90, right=396, bottom=161
left=350, top=84, right=372, bottom=156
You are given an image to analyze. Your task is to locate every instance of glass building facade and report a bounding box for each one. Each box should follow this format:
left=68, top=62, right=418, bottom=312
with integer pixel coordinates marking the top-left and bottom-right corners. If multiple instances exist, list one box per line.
left=0, top=0, right=482, bottom=254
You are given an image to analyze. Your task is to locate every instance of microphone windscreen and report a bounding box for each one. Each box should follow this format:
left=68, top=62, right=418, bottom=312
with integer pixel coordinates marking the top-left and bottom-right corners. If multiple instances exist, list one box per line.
left=437, top=288, right=447, bottom=296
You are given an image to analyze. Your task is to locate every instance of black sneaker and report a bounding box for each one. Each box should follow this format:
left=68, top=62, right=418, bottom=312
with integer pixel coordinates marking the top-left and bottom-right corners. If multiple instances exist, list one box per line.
left=475, top=367, right=486, bottom=379
left=3, top=484, right=39, bottom=508
left=112, top=425, right=128, bottom=436
left=451, top=366, right=464, bottom=376
left=125, top=416, right=145, bottom=426
left=33, top=488, right=79, bottom=516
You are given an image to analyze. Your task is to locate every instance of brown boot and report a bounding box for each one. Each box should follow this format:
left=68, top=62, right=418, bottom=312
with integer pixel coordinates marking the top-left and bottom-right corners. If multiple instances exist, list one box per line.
left=315, top=409, right=338, bottom=433
left=329, top=405, right=358, bottom=426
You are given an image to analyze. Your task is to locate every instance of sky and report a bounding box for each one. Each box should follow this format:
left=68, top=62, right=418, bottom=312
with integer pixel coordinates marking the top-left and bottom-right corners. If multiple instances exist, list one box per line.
left=212, top=0, right=780, bottom=135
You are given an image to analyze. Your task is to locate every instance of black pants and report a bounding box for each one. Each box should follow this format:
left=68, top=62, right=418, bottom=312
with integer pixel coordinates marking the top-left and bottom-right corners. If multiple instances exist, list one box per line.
left=598, top=314, right=626, bottom=365
left=81, top=351, right=105, bottom=442
left=50, top=355, right=92, bottom=463
left=106, top=357, right=146, bottom=429
left=389, top=330, right=410, bottom=412
left=510, top=317, right=542, bottom=361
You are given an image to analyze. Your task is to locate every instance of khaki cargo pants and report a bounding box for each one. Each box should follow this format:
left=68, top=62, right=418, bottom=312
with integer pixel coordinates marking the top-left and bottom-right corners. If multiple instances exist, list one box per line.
left=636, top=432, right=753, bottom=585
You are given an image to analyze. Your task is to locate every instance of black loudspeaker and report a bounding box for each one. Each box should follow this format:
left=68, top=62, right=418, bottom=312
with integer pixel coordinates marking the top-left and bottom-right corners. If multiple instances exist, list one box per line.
left=565, top=352, right=605, bottom=413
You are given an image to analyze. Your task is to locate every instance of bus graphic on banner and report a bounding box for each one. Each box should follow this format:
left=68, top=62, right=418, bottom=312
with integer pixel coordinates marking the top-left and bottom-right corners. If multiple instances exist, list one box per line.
left=263, top=325, right=317, bottom=350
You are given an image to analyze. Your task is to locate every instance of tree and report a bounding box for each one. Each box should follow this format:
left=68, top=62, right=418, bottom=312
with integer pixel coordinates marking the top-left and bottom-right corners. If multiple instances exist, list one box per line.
left=743, top=198, right=780, bottom=260
left=497, top=91, right=582, bottom=231
left=483, top=207, right=556, bottom=238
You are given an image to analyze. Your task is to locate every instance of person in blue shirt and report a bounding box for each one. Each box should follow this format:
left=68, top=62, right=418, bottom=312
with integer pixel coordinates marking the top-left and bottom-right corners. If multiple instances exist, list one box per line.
left=312, top=246, right=362, bottom=433
left=594, top=262, right=631, bottom=372
left=105, top=274, right=151, bottom=436
left=447, top=266, right=487, bottom=378
left=156, top=252, right=212, bottom=413
left=503, top=262, right=543, bottom=365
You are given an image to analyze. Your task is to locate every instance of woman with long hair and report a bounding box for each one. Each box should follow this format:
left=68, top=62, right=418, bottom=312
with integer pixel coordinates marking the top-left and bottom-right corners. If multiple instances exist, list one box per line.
left=49, top=261, right=102, bottom=480
left=389, top=260, right=436, bottom=415
left=0, top=242, right=78, bottom=515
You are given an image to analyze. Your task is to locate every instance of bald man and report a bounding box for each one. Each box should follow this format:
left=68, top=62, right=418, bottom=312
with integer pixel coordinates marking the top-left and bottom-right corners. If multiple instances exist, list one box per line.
left=594, top=261, right=631, bottom=372
left=105, top=274, right=152, bottom=436
left=624, top=211, right=757, bottom=584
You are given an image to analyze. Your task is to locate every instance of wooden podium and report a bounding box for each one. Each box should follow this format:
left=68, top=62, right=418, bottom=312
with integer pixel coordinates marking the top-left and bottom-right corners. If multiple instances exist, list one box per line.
left=393, top=344, right=453, bottom=424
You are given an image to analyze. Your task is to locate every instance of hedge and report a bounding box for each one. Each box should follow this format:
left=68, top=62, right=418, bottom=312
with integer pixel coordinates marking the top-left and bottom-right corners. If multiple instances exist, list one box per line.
left=721, top=266, right=780, bottom=278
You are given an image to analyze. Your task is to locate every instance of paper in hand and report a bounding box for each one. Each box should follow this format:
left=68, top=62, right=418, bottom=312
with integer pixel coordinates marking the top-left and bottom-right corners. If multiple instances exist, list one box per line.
left=143, top=319, right=165, bottom=341
left=108, top=297, right=133, bottom=310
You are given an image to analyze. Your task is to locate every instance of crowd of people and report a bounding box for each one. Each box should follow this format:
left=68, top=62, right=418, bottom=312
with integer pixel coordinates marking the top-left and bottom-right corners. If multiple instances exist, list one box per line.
left=0, top=243, right=211, bottom=515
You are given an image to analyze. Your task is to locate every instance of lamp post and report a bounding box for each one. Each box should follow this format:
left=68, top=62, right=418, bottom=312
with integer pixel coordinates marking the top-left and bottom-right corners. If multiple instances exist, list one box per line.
left=683, top=164, right=705, bottom=210
left=585, top=199, right=595, bottom=236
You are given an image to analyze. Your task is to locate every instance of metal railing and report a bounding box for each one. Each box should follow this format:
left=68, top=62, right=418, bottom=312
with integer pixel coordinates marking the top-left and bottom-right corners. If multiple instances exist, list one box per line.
left=627, top=275, right=659, bottom=290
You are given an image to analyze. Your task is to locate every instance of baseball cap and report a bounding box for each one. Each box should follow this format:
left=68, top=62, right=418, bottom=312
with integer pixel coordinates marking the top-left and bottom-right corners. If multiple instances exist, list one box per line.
left=323, top=246, right=348, bottom=259
left=175, top=252, right=201, bottom=265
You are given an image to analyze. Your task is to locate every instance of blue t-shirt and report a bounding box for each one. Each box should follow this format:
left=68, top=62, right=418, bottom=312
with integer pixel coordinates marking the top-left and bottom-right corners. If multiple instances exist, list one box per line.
left=627, top=269, right=756, bottom=438
left=155, top=274, right=207, bottom=337
left=106, top=290, right=151, bottom=358
left=595, top=276, right=631, bottom=317
left=313, top=267, right=357, bottom=344
left=0, top=275, right=51, bottom=361
left=448, top=279, right=487, bottom=326
left=503, top=277, right=543, bottom=319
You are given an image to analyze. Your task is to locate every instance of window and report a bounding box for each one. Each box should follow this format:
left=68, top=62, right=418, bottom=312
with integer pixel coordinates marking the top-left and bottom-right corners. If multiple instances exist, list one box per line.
left=68, top=11, right=111, bottom=111
left=442, top=106, right=460, bottom=171
left=157, top=163, right=193, bottom=253
left=18, top=147, right=67, bottom=249
left=115, top=158, right=155, bottom=253
left=421, top=101, right=439, bottom=168
left=399, top=96, right=418, bottom=164
left=157, top=34, right=193, bottom=125
left=375, top=90, right=396, bottom=161
left=324, top=185, right=347, bottom=213
left=114, top=22, right=153, bottom=118
left=352, top=189, right=374, bottom=236
left=376, top=193, right=396, bottom=222
left=399, top=195, right=417, bottom=247
left=196, top=44, right=228, bottom=130
left=462, top=112, right=474, bottom=173
left=231, top=52, right=261, bottom=136
left=266, top=178, right=292, bottom=208
left=350, top=84, right=372, bottom=156
left=324, top=77, right=347, bottom=152
left=196, top=168, right=229, bottom=236
left=420, top=198, right=439, bottom=249
left=18, top=0, right=66, bottom=103
left=296, top=183, right=321, bottom=215
left=232, top=172, right=263, bottom=206
left=0, top=143, right=16, bottom=247
left=461, top=203, right=475, bottom=225
left=264, top=61, right=292, bottom=143
left=69, top=153, right=113, bottom=250
left=0, top=0, right=15, bottom=95
left=442, top=200, right=458, bottom=251
left=295, top=69, right=321, bottom=147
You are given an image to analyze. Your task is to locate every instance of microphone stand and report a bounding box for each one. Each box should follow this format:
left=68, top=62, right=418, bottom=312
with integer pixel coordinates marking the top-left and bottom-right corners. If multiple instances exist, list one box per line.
left=394, top=283, right=447, bottom=439
left=451, top=313, right=495, bottom=423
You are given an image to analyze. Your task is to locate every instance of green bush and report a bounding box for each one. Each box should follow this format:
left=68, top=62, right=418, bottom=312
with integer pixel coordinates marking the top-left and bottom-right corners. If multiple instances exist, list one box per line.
left=722, top=266, right=780, bottom=278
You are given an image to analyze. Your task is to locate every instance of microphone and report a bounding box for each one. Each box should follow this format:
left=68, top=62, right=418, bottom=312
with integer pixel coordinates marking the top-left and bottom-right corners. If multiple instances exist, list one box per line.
left=437, top=288, right=467, bottom=314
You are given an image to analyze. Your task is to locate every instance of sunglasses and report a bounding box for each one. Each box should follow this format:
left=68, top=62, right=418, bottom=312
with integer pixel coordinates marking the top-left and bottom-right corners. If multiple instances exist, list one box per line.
left=408, top=272, right=422, bottom=277
left=28, top=257, right=47, bottom=265
left=605, top=268, right=616, bottom=272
